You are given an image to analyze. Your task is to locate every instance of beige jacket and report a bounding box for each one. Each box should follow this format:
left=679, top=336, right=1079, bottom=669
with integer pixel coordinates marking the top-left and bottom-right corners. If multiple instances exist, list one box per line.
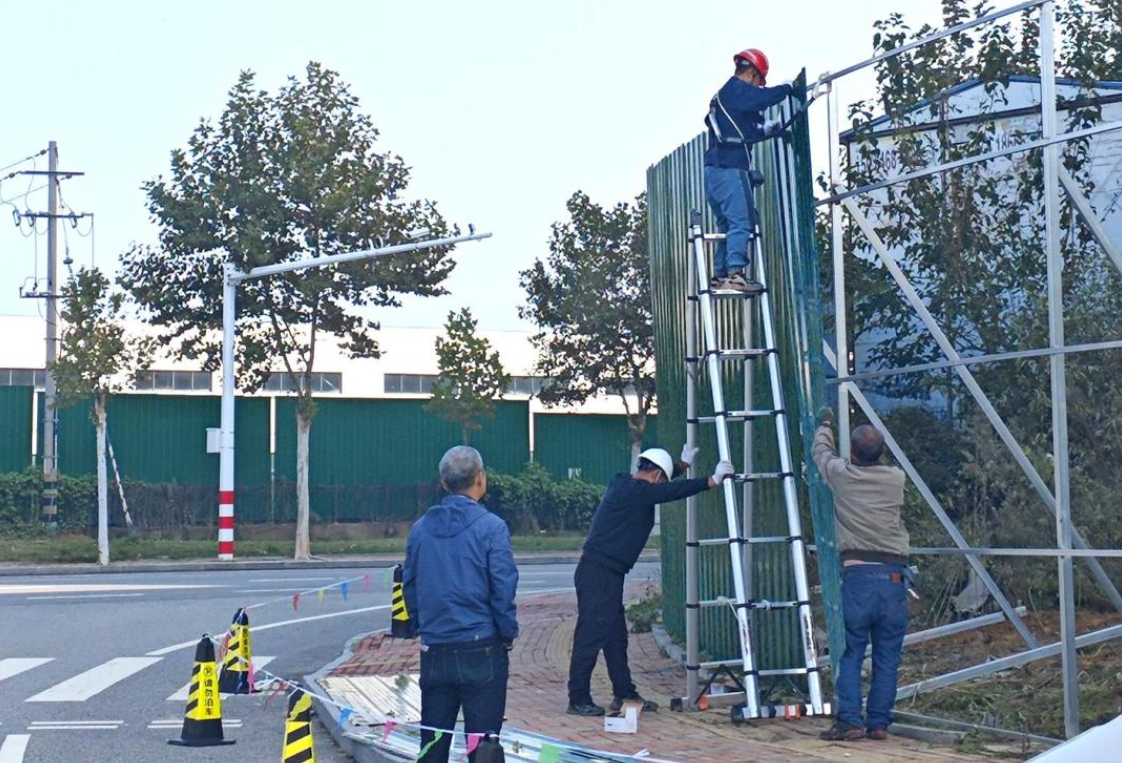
left=812, top=424, right=909, bottom=562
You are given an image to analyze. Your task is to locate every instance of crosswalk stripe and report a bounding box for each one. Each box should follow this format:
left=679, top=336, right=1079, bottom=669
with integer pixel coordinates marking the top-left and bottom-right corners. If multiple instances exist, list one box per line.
left=0, top=659, right=53, bottom=684
left=166, top=656, right=275, bottom=701
left=26, top=657, right=162, bottom=702
left=0, top=735, right=30, bottom=763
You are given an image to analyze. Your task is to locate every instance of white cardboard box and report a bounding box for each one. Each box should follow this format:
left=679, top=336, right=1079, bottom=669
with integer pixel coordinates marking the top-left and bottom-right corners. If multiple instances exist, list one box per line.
left=604, top=706, right=639, bottom=734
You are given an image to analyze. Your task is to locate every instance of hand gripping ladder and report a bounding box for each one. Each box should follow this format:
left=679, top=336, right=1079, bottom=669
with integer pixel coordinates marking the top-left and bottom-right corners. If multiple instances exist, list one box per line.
left=677, top=207, right=829, bottom=722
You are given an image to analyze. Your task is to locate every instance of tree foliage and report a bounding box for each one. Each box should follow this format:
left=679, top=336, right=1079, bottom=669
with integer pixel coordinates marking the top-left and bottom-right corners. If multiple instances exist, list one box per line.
left=425, top=308, right=510, bottom=444
left=520, top=192, right=655, bottom=450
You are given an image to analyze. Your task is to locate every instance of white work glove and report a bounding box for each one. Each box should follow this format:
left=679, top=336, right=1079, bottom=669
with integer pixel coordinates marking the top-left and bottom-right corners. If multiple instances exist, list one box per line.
left=763, top=120, right=783, bottom=138
left=711, top=460, right=736, bottom=484
left=680, top=443, right=700, bottom=467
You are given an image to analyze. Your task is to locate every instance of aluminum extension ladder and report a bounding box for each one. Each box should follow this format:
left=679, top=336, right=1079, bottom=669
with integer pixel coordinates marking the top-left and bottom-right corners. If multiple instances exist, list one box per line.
left=675, top=206, right=829, bottom=722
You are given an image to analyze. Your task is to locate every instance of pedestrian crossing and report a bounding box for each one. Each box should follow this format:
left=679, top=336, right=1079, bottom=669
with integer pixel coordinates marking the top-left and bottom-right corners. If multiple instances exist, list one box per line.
left=0, top=655, right=277, bottom=704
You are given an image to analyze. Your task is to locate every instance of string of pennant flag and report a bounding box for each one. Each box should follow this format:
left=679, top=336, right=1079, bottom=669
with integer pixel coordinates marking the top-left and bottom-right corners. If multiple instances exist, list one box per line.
left=194, top=572, right=687, bottom=763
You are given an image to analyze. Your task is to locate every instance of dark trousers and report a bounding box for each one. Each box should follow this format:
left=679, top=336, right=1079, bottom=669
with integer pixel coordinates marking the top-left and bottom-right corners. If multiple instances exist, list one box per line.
left=419, top=638, right=509, bottom=763
left=566, top=557, right=636, bottom=704
left=836, top=565, right=909, bottom=730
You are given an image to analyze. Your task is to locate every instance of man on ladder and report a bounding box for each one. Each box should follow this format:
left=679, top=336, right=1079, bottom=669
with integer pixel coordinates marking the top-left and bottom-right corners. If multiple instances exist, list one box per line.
left=704, top=48, right=793, bottom=293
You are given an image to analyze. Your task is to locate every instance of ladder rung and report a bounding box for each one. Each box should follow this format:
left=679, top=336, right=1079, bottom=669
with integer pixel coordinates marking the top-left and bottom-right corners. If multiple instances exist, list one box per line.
left=698, top=661, right=811, bottom=677
left=685, top=349, right=772, bottom=363
left=702, top=233, right=727, bottom=241
left=732, top=471, right=794, bottom=482
left=695, top=535, right=793, bottom=547
left=699, top=598, right=804, bottom=610
left=691, top=409, right=781, bottom=424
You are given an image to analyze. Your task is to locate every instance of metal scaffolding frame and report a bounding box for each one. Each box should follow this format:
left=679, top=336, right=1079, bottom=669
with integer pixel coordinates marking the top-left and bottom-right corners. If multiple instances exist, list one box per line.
left=816, top=0, right=1122, bottom=739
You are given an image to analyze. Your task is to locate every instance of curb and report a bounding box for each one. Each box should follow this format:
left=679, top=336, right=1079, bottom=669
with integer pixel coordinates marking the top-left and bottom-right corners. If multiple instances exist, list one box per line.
left=0, top=551, right=658, bottom=577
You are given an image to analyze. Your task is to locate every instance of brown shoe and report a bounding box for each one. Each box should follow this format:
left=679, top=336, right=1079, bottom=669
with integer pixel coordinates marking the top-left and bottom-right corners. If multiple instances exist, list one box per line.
left=819, top=722, right=865, bottom=741
left=867, top=728, right=889, bottom=741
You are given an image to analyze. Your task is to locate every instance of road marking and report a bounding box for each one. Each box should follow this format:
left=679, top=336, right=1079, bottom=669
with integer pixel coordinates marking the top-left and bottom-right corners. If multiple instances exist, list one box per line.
left=28, top=721, right=123, bottom=731
left=148, top=605, right=392, bottom=656
left=0, top=659, right=53, bottom=684
left=0, top=735, right=29, bottom=763
left=26, top=657, right=162, bottom=702
left=26, top=593, right=145, bottom=601
left=149, top=719, right=242, bottom=729
left=0, top=584, right=224, bottom=596
left=166, top=656, right=276, bottom=701
left=238, top=588, right=318, bottom=593
left=249, top=577, right=339, bottom=583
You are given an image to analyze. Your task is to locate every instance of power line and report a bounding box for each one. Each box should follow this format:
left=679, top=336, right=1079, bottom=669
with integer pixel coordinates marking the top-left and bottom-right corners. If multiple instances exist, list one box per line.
left=0, top=148, right=47, bottom=175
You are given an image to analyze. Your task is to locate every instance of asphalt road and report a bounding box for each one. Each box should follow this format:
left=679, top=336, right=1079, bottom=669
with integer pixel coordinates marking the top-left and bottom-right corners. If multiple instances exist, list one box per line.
left=0, top=561, right=659, bottom=763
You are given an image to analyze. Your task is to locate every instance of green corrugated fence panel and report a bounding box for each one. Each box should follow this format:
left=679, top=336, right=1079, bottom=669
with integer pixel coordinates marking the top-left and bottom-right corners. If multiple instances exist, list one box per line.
left=41, top=393, right=270, bottom=489
left=274, top=397, right=531, bottom=521
left=0, top=387, right=33, bottom=472
left=534, top=413, right=659, bottom=485
left=646, top=72, right=843, bottom=678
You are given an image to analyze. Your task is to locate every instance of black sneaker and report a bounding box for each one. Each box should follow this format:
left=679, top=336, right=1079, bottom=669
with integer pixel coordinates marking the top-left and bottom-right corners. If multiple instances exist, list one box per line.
left=819, top=721, right=865, bottom=741
left=724, top=273, right=764, bottom=294
left=566, top=702, right=605, bottom=716
left=610, top=694, right=659, bottom=712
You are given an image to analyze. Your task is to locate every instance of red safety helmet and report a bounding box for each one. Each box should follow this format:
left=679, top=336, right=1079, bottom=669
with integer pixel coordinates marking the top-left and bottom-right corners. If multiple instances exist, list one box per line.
left=733, top=48, right=770, bottom=84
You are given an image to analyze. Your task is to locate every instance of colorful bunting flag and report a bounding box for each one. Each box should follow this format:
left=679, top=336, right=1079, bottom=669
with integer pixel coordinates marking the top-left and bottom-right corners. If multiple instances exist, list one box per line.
left=382, top=719, right=396, bottom=743
left=336, top=708, right=353, bottom=729
left=317, top=588, right=326, bottom=605
left=341, top=581, right=349, bottom=601
left=362, top=574, right=371, bottom=593
left=414, top=731, right=444, bottom=762
left=539, top=743, right=562, bottom=763
left=465, top=733, right=483, bottom=756
left=292, top=593, right=301, bottom=611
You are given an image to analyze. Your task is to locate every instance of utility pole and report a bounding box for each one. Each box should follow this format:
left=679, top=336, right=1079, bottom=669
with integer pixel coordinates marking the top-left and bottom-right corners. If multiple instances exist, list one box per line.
left=16, top=141, right=86, bottom=528
left=43, top=141, right=59, bottom=527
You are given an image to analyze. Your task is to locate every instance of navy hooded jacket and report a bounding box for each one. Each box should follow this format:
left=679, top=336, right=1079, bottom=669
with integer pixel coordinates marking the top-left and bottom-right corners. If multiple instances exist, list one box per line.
left=704, top=77, right=793, bottom=170
left=402, top=493, right=519, bottom=646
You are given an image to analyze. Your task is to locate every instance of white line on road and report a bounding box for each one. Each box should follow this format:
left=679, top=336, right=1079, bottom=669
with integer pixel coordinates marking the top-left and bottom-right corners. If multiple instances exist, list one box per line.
left=0, top=735, right=29, bottom=763
left=26, top=657, right=162, bottom=702
left=249, top=577, right=339, bottom=583
left=0, top=583, right=224, bottom=596
left=26, top=593, right=145, bottom=601
left=149, top=720, right=242, bottom=729
left=238, top=588, right=319, bottom=593
left=147, top=605, right=393, bottom=656
left=27, top=721, right=123, bottom=731
left=166, top=656, right=276, bottom=701
left=0, top=659, right=53, bottom=684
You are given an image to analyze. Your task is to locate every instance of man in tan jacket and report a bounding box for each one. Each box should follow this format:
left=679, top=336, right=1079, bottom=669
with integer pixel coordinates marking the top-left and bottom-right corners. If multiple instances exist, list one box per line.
left=812, top=407, right=909, bottom=742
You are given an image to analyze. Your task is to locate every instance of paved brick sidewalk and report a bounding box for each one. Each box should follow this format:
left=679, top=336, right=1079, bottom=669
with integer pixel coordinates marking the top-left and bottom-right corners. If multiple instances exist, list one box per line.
left=330, top=589, right=997, bottom=763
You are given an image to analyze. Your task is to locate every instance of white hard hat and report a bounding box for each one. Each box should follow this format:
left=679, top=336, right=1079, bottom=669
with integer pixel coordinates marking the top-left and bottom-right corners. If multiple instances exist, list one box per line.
left=637, top=448, right=674, bottom=479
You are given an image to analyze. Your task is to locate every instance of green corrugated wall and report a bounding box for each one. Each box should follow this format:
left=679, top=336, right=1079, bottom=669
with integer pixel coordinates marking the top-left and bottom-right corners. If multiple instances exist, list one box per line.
left=534, top=413, right=659, bottom=486
left=646, top=72, right=844, bottom=677
left=0, top=387, right=32, bottom=472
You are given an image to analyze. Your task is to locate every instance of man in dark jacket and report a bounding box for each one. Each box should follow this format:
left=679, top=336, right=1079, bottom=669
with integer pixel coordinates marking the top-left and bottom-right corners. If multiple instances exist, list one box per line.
left=404, top=446, right=518, bottom=763
left=704, top=47, right=793, bottom=293
left=566, top=445, right=734, bottom=715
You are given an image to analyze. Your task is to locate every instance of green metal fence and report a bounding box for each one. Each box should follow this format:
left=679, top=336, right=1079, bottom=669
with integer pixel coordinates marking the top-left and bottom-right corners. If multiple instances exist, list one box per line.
left=646, top=73, right=844, bottom=675
left=0, top=387, right=32, bottom=472
left=534, top=413, right=659, bottom=486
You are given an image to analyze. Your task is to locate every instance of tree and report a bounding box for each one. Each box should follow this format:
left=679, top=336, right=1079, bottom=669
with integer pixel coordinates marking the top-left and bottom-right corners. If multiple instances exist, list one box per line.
left=520, top=192, right=655, bottom=462
left=425, top=308, right=510, bottom=444
left=52, top=268, right=153, bottom=565
left=120, top=63, right=454, bottom=560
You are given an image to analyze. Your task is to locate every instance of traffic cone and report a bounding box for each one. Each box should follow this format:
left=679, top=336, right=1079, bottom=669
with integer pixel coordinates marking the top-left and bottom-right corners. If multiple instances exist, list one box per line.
left=168, top=636, right=236, bottom=747
left=390, top=564, right=416, bottom=639
left=282, top=688, right=315, bottom=763
left=218, top=608, right=254, bottom=694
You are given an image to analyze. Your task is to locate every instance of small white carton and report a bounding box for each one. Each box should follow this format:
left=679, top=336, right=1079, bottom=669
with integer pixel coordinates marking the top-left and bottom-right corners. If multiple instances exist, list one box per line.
left=604, top=705, right=639, bottom=734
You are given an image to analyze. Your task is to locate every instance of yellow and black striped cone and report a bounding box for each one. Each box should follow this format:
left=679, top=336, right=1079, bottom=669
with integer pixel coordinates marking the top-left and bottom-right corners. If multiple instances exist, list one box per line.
left=282, top=688, right=315, bottom=763
left=390, top=564, right=415, bottom=639
left=168, top=636, right=236, bottom=747
left=218, top=608, right=254, bottom=694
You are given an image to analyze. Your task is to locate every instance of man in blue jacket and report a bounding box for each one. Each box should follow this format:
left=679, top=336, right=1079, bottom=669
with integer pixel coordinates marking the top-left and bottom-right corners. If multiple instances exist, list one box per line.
left=567, top=446, right=735, bottom=716
left=404, top=446, right=518, bottom=763
left=704, top=48, right=793, bottom=293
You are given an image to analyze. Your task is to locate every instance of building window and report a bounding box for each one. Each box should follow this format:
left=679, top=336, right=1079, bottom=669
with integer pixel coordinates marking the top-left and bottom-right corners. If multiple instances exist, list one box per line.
left=134, top=370, right=213, bottom=392
left=264, top=372, right=342, bottom=394
left=506, top=376, right=549, bottom=397
left=383, top=373, right=437, bottom=394
left=0, top=368, right=47, bottom=389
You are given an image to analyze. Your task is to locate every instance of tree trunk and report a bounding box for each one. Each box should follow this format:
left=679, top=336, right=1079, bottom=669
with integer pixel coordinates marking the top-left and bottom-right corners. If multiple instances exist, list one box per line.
left=295, top=408, right=312, bottom=561
left=95, top=395, right=109, bottom=566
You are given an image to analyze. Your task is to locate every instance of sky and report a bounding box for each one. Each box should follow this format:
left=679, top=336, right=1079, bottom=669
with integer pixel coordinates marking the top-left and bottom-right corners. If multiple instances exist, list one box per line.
left=0, top=0, right=947, bottom=332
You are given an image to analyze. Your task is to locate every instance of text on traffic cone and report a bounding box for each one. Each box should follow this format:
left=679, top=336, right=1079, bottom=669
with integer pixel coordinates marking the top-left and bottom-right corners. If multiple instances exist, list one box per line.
left=218, top=607, right=254, bottom=694
left=168, top=636, right=236, bottom=747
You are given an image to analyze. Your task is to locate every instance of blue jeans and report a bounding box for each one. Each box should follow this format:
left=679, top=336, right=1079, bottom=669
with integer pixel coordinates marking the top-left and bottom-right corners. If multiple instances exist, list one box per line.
left=419, top=638, right=509, bottom=763
left=836, top=565, right=909, bottom=730
left=704, top=166, right=757, bottom=278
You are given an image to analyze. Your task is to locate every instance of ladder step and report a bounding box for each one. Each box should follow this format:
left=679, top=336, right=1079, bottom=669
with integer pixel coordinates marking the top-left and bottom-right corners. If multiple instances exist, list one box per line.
left=690, top=409, right=781, bottom=424
left=688, top=288, right=766, bottom=301
left=685, top=349, right=772, bottom=363
left=732, top=471, right=794, bottom=482
left=699, top=598, right=805, bottom=610
left=698, top=661, right=812, bottom=677
left=695, top=536, right=794, bottom=547
left=702, top=233, right=728, bottom=241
